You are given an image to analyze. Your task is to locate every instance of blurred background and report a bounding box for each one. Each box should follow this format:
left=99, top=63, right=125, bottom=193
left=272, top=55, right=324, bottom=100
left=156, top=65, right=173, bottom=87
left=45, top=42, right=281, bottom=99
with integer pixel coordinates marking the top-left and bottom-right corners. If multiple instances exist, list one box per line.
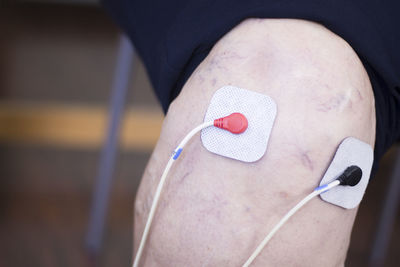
left=0, top=1, right=399, bottom=267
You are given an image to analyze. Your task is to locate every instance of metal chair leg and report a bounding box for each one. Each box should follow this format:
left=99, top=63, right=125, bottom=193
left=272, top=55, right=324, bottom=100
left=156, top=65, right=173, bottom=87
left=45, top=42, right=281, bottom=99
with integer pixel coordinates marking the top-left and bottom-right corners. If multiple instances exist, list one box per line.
left=85, top=33, right=134, bottom=258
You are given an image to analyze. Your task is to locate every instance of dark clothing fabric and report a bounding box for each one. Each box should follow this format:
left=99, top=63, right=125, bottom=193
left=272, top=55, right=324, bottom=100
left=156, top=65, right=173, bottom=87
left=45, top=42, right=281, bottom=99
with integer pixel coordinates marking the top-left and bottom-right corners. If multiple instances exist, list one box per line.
left=102, top=0, right=400, bottom=174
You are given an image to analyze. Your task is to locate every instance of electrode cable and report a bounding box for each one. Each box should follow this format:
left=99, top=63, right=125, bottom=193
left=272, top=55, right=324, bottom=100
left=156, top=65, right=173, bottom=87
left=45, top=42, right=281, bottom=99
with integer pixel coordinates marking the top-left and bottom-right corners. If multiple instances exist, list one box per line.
left=133, top=113, right=248, bottom=267
left=242, top=165, right=362, bottom=267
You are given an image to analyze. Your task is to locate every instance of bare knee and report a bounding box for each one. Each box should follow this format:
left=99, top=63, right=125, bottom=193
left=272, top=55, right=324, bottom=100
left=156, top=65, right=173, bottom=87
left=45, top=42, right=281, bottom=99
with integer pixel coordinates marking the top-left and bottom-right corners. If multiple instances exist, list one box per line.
left=135, top=19, right=375, bottom=266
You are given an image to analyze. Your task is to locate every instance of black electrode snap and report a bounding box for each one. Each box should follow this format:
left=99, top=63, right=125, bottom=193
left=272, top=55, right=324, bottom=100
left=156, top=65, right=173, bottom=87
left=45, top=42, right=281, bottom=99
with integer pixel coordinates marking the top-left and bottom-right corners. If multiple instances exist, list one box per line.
left=337, top=165, right=363, bottom=186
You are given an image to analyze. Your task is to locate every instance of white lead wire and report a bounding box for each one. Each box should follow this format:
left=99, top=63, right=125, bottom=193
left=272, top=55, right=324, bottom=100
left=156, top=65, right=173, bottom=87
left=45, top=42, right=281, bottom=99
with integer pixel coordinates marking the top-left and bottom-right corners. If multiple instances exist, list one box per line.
left=133, top=121, right=214, bottom=267
left=242, top=179, right=340, bottom=267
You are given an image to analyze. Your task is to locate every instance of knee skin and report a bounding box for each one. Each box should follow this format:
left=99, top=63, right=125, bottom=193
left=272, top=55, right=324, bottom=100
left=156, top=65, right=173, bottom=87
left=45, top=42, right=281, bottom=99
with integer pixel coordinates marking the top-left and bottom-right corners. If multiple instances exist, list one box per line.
left=134, top=19, right=375, bottom=266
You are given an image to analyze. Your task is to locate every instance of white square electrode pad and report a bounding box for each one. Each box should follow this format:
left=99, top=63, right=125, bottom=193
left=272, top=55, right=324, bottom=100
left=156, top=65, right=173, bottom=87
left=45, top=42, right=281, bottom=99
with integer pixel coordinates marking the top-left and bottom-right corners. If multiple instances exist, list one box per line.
left=319, top=137, right=374, bottom=209
left=201, top=86, right=277, bottom=162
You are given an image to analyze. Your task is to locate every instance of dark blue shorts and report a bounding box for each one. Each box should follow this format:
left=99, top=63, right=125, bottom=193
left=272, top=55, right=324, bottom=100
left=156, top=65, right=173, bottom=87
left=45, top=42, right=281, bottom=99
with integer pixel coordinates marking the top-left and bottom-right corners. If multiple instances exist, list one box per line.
left=102, top=0, right=400, bottom=174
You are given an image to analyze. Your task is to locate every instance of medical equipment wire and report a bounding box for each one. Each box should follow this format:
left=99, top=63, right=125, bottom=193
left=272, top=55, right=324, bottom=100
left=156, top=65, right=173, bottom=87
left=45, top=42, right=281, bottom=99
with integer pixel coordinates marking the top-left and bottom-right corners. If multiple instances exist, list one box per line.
left=242, top=165, right=362, bottom=266
left=242, top=180, right=340, bottom=267
left=133, top=113, right=248, bottom=266
left=132, top=120, right=214, bottom=267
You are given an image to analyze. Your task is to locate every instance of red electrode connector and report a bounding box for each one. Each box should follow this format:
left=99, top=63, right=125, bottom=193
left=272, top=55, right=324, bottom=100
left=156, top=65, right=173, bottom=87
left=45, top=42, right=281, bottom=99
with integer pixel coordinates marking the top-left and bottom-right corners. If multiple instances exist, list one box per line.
left=214, top=113, right=248, bottom=134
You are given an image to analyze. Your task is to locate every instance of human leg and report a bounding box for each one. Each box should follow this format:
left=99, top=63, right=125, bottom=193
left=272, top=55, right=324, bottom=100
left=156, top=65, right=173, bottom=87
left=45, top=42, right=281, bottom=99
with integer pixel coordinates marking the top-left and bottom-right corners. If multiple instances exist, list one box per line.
left=134, top=19, right=375, bottom=266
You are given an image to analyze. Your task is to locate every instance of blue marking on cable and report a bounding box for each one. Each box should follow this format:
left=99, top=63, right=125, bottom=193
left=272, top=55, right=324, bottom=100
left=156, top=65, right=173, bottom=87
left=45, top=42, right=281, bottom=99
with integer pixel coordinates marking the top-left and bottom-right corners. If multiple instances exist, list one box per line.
left=173, top=148, right=183, bottom=160
left=314, top=184, right=329, bottom=192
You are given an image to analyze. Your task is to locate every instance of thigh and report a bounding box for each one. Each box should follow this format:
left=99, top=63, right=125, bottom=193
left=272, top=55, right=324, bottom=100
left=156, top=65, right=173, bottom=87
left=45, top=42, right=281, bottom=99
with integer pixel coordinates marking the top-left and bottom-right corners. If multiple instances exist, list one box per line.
left=134, top=19, right=375, bottom=266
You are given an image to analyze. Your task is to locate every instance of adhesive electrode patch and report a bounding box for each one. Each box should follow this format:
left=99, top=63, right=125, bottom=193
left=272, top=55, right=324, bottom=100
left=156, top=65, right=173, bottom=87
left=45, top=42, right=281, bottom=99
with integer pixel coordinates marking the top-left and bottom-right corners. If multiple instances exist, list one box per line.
left=319, top=137, right=374, bottom=209
left=201, top=86, right=277, bottom=162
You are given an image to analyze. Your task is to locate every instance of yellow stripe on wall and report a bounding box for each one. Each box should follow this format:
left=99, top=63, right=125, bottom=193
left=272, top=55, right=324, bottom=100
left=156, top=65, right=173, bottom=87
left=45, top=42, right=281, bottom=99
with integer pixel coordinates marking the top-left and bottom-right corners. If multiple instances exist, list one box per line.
left=0, top=102, right=164, bottom=151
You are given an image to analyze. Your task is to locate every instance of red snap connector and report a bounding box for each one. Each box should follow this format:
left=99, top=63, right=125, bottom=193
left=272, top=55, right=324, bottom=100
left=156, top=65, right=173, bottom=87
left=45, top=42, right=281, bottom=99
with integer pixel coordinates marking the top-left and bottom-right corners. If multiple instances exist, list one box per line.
left=213, top=113, right=248, bottom=134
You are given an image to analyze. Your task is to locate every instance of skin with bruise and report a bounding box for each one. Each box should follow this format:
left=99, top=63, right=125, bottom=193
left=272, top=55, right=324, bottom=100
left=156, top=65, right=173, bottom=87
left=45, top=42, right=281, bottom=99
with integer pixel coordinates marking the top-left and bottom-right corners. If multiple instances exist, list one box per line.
left=134, top=19, right=376, bottom=266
